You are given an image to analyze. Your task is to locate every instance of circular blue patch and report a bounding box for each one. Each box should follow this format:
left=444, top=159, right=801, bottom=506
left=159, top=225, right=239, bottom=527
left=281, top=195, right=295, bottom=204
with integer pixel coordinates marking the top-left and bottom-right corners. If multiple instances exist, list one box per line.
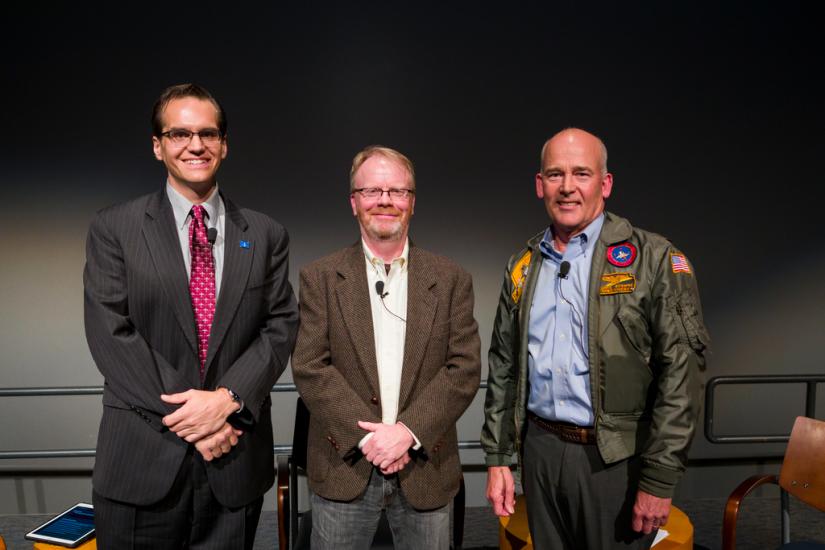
left=606, top=243, right=637, bottom=267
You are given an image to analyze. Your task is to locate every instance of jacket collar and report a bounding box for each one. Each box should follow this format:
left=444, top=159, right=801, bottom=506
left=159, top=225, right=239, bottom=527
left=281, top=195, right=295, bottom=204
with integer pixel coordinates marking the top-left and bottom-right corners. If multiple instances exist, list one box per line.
left=598, top=211, right=633, bottom=246
left=527, top=210, right=632, bottom=251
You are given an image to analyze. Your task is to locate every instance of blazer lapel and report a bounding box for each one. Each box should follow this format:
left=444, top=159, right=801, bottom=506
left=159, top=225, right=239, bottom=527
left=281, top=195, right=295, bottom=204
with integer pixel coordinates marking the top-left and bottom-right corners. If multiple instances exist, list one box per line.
left=204, top=196, right=253, bottom=377
left=398, top=247, right=437, bottom=409
left=143, top=190, right=198, bottom=356
left=335, top=245, right=381, bottom=397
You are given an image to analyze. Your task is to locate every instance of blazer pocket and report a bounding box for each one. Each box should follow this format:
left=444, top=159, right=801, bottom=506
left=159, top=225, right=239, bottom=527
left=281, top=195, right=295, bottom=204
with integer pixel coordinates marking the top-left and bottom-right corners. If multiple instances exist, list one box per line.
left=306, top=437, right=331, bottom=483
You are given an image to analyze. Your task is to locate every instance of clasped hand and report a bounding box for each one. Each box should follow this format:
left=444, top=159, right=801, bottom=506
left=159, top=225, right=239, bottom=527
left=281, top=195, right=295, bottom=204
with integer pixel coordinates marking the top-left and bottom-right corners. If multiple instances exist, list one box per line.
left=162, top=389, right=242, bottom=461
left=358, top=421, right=414, bottom=475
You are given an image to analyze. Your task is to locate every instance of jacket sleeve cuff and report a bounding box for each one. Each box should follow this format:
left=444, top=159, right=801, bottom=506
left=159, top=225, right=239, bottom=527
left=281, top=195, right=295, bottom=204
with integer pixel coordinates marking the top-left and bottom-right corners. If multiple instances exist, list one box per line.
left=485, top=453, right=513, bottom=467
left=398, top=422, right=422, bottom=451
left=357, top=432, right=374, bottom=449
left=637, top=462, right=682, bottom=498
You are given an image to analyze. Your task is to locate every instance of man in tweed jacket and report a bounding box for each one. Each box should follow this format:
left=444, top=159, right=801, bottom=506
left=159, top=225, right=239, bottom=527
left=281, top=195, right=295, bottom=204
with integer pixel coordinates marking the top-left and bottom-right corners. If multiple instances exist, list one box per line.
left=292, top=145, right=481, bottom=549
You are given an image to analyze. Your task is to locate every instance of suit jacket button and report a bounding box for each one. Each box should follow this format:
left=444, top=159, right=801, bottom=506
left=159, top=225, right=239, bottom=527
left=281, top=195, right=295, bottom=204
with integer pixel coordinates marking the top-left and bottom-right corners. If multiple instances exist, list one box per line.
left=370, top=396, right=379, bottom=405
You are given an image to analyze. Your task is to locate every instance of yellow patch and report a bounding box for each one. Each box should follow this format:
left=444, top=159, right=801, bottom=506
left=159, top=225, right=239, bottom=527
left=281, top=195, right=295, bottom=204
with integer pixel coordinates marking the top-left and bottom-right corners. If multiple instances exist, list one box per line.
left=600, top=272, right=636, bottom=295
left=510, top=251, right=532, bottom=304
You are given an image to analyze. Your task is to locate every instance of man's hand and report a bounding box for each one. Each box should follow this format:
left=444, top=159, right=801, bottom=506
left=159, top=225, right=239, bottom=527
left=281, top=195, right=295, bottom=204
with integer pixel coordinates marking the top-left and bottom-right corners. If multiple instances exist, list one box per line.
left=486, top=466, right=516, bottom=517
left=161, top=389, right=240, bottom=442
left=631, top=490, right=672, bottom=534
left=357, top=421, right=414, bottom=470
left=195, top=422, right=244, bottom=462
left=380, top=452, right=411, bottom=475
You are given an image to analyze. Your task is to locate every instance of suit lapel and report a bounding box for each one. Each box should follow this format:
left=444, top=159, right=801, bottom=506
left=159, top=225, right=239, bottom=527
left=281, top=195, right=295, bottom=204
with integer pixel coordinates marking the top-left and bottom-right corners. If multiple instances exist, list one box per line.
left=398, top=247, right=437, bottom=409
left=335, top=245, right=380, bottom=397
left=143, top=190, right=198, bottom=355
left=204, top=196, right=253, bottom=377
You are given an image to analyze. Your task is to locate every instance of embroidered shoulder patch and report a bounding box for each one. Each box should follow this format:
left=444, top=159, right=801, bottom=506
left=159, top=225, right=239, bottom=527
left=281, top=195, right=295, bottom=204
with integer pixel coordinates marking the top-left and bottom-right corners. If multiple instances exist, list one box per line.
left=670, top=252, right=692, bottom=274
left=510, top=251, right=532, bottom=304
left=600, top=272, right=636, bottom=295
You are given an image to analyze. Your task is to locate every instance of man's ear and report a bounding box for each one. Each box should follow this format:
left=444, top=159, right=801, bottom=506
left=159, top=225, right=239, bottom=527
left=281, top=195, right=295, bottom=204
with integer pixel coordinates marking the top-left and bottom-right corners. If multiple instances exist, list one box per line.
left=152, top=136, right=163, bottom=161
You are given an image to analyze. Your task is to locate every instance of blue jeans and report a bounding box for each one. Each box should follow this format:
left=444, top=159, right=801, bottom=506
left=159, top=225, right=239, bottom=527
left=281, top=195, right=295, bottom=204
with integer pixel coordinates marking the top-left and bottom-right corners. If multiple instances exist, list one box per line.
left=311, top=468, right=450, bottom=550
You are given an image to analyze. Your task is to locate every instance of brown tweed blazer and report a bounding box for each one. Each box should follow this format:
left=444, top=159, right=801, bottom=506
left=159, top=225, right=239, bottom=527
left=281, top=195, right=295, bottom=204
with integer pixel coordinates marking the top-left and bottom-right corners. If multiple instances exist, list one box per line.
left=292, top=243, right=481, bottom=510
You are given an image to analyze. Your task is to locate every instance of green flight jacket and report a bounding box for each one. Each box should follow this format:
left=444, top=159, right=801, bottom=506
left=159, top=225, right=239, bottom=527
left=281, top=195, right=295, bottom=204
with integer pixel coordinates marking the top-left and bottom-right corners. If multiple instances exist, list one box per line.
left=481, top=212, right=709, bottom=498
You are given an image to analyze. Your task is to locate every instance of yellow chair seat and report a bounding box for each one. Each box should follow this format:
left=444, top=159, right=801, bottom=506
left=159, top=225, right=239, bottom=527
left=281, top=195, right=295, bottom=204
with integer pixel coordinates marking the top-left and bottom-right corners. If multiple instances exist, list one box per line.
left=33, top=540, right=96, bottom=549
left=499, top=496, right=693, bottom=550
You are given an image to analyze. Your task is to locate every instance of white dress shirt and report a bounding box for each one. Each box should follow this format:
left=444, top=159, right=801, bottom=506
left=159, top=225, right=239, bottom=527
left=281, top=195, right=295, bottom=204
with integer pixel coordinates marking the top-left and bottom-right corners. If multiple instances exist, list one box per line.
left=166, top=183, right=226, bottom=298
left=364, top=239, right=409, bottom=425
left=359, top=239, right=421, bottom=449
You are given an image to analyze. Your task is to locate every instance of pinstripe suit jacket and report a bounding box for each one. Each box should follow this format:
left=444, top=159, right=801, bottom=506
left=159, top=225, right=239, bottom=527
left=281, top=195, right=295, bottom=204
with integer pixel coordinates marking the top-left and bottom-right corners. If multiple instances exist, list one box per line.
left=83, top=188, right=299, bottom=508
left=291, top=243, right=481, bottom=510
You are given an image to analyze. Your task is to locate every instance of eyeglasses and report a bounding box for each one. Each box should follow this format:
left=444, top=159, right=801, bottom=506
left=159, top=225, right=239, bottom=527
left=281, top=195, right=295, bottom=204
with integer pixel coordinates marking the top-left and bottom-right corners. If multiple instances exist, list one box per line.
left=352, top=188, right=415, bottom=201
left=160, top=128, right=223, bottom=146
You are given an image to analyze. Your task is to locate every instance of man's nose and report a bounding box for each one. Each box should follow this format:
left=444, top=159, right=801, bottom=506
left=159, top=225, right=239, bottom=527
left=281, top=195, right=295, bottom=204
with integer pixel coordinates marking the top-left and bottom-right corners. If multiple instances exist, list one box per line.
left=559, top=173, right=574, bottom=193
left=187, top=135, right=206, bottom=153
left=377, top=190, right=393, bottom=205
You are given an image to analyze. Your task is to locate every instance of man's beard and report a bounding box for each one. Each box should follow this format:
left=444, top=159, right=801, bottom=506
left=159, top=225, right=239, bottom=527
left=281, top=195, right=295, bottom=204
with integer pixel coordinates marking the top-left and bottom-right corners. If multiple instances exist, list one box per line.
left=360, top=210, right=407, bottom=242
left=364, top=219, right=404, bottom=241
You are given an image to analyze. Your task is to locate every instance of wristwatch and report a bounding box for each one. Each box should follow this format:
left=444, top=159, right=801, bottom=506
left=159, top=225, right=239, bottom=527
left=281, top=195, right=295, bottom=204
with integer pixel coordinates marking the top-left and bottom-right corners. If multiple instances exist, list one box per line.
left=221, top=386, right=244, bottom=413
left=220, top=387, right=255, bottom=429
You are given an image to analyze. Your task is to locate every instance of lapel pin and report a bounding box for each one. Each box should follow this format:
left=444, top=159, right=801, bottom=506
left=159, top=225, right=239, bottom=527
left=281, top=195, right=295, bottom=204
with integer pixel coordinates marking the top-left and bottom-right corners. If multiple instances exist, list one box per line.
left=239, top=240, right=251, bottom=249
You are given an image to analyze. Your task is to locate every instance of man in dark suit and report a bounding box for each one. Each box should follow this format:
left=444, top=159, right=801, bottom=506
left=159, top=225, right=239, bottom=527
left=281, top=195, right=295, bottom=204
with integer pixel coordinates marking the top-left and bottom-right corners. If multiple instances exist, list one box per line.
left=83, top=83, right=299, bottom=549
left=292, top=146, right=481, bottom=549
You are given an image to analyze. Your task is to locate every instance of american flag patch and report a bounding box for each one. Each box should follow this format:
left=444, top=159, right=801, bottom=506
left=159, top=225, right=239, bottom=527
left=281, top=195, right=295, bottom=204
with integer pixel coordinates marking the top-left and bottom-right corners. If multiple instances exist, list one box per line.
left=671, top=253, right=691, bottom=274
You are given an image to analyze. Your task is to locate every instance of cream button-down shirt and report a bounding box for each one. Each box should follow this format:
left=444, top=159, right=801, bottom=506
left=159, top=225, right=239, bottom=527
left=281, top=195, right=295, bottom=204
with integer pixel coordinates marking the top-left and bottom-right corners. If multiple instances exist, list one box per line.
left=359, top=239, right=421, bottom=449
left=364, top=239, right=409, bottom=425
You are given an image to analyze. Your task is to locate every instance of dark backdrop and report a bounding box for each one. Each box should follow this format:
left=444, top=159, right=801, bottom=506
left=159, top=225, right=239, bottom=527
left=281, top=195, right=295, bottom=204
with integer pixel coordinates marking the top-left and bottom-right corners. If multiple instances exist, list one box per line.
left=2, top=2, right=823, bottom=469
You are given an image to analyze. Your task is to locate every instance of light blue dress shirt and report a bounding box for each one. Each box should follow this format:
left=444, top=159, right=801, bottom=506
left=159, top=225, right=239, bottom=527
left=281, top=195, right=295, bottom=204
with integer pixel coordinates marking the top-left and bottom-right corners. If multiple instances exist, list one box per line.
left=166, top=183, right=226, bottom=298
left=527, top=214, right=605, bottom=426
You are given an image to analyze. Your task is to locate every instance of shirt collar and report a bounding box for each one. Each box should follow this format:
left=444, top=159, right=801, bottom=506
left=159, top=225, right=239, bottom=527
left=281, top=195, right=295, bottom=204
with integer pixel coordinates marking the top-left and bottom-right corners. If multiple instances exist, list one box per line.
left=539, top=213, right=605, bottom=259
left=166, top=182, right=221, bottom=230
left=362, top=239, right=409, bottom=273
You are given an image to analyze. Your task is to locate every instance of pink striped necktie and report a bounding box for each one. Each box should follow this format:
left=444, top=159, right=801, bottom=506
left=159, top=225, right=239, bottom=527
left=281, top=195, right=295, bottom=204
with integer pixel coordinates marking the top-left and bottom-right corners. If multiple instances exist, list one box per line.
left=189, top=205, right=216, bottom=378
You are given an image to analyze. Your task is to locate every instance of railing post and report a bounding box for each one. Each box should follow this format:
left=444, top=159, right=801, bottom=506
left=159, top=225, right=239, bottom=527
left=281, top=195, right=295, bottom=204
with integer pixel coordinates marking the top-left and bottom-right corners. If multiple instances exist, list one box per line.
left=805, top=381, right=817, bottom=419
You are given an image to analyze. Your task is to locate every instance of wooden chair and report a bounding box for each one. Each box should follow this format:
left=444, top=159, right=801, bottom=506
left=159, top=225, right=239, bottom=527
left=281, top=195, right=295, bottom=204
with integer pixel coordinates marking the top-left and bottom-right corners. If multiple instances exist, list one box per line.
left=722, top=415, right=825, bottom=549
left=276, top=397, right=466, bottom=549
left=277, top=397, right=310, bottom=550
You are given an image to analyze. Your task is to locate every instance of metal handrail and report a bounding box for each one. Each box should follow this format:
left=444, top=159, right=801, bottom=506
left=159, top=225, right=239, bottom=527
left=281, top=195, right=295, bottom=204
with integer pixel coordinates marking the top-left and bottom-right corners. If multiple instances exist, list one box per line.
left=0, top=382, right=488, bottom=460
left=704, top=374, right=825, bottom=444
left=8, top=374, right=825, bottom=457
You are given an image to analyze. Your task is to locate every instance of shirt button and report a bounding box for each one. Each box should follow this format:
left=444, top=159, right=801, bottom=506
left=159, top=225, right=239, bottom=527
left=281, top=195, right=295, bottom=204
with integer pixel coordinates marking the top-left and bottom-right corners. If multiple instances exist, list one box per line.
left=559, top=400, right=565, bottom=406
left=559, top=333, right=566, bottom=340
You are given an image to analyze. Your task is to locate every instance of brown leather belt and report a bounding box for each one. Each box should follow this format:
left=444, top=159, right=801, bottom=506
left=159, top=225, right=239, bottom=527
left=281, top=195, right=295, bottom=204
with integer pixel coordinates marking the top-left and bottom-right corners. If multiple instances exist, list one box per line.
left=528, top=412, right=596, bottom=445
